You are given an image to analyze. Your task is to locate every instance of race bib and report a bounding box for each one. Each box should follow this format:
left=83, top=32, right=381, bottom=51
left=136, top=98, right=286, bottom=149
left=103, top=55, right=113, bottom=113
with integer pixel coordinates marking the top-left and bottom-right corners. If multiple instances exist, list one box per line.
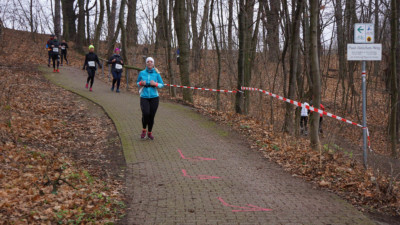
left=115, top=64, right=123, bottom=69
left=61, top=46, right=65, bottom=50
left=53, top=47, right=59, bottom=53
left=88, top=61, right=95, bottom=67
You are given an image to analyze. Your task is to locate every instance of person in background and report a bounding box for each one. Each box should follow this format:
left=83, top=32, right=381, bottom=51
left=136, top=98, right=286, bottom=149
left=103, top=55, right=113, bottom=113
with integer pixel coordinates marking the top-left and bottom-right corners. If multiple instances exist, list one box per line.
left=46, top=34, right=54, bottom=67
left=82, top=45, right=102, bottom=92
left=176, top=48, right=180, bottom=65
left=49, top=35, right=60, bottom=72
left=137, top=57, right=164, bottom=140
left=107, top=48, right=124, bottom=93
left=319, top=103, right=325, bottom=134
left=300, top=102, right=310, bottom=135
left=60, top=40, right=69, bottom=66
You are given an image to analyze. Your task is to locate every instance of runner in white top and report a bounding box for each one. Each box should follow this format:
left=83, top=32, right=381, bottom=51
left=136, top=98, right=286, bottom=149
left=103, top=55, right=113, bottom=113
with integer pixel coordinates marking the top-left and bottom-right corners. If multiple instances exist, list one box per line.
left=300, top=102, right=310, bottom=135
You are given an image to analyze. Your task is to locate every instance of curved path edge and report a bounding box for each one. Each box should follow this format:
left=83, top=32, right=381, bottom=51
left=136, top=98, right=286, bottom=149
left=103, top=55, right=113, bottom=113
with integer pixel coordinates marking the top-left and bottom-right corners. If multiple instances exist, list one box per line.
left=41, top=66, right=374, bottom=225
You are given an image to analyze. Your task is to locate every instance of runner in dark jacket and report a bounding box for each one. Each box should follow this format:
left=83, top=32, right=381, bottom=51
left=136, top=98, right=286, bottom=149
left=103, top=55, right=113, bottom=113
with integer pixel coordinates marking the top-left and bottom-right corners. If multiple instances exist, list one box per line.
left=107, top=48, right=124, bottom=93
left=46, top=34, right=54, bottom=67
left=60, top=40, right=69, bottom=66
left=82, top=45, right=102, bottom=92
left=49, top=36, right=60, bottom=72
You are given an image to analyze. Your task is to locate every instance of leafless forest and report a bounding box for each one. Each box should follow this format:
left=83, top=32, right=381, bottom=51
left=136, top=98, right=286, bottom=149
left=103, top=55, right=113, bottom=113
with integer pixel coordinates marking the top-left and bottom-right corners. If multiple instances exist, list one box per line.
left=1, top=0, right=399, bottom=163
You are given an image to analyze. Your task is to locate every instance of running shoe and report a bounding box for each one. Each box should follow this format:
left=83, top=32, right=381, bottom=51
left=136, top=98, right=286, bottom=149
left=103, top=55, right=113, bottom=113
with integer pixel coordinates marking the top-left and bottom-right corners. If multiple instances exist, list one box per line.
left=89, top=87, right=93, bottom=92
left=116, top=89, right=120, bottom=93
left=111, top=87, right=114, bottom=91
left=85, top=83, right=88, bottom=89
left=56, top=69, right=59, bottom=73
left=141, top=130, right=147, bottom=139
left=53, top=69, right=56, bottom=72
left=48, top=64, right=50, bottom=67
left=147, top=132, right=154, bottom=140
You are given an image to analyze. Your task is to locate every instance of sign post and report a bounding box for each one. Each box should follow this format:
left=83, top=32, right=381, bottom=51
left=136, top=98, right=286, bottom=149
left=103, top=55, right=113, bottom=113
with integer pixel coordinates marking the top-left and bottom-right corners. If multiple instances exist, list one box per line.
left=348, top=23, right=381, bottom=168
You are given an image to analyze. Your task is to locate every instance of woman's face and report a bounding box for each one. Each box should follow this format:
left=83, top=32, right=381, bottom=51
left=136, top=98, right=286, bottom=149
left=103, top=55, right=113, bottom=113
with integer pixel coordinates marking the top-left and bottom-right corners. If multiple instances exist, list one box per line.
left=146, top=60, right=154, bottom=69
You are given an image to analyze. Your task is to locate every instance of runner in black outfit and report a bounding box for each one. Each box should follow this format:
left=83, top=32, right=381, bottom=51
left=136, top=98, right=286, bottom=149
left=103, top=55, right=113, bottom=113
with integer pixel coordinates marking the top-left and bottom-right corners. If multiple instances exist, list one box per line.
left=82, top=45, right=102, bottom=92
left=107, top=48, right=124, bottom=93
left=49, top=35, right=60, bottom=72
left=46, top=34, right=54, bottom=67
left=60, top=40, right=69, bottom=66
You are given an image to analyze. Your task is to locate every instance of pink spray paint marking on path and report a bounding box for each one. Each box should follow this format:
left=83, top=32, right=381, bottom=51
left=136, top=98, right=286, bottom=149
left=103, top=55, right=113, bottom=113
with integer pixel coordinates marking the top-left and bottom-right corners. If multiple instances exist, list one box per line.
left=181, top=169, right=220, bottom=180
left=178, top=149, right=217, bottom=161
left=217, top=197, right=272, bottom=212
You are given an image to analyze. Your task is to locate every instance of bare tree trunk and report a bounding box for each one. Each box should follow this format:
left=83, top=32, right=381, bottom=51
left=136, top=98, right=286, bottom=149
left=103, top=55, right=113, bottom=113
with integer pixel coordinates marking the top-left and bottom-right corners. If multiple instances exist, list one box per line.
left=107, top=0, right=118, bottom=57
left=227, top=0, right=233, bottom=51
left=75, top=0, right=86, bottom=53
left=310, top=0, right=321, bottom=151
left=61, top=0, right=76, bottom=41
left=85, top=0, right=90, bottom=44
left=191, top=0, right=210, bottom=72
left=283, top=0, right=304, bottom=134
left=235, top=0, right=245, bottom=114
left=161, top=0, right=176, bottom=97
left=0, top=18, right=4, bottom=51
left=373, top=0, right=380, bottom=80
left=210, top=0, right=221, bottom=110
left=334, top=0, right=347, bottom=111
left=243, top=0, right=257, bottom=114
left=174, top=0, right=193, bottom=103
left=94, top=0, right=104, bottom=53
left=127, top=0, right=138, bottom=47
left=54, top=0, right=61, bottom=37
left=155, top=0, right=165, bottom=53
left=390, top=0, right=398, bottom=158
left=30, top=0, right=35, bottom=36
left=118, top=0, right=128, bottom=89
left=266, top=0, right=280, bottom=61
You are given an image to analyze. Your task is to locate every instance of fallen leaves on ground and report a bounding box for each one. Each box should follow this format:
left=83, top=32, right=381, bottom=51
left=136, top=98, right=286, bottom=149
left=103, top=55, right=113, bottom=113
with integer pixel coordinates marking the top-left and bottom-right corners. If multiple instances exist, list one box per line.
left=0, top=30, right=125, bottom=224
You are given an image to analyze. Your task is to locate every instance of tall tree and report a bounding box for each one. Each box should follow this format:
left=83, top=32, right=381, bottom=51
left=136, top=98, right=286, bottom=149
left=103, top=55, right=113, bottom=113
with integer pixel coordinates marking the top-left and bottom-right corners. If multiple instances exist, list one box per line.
left=235, top=0, right=246, bottom=114
left=94, top=0, right=104, bottom=52
left=126, top=0, right=138, bottom=47
left=174, top=0, right=193, bottom=103
left=210, top=0, right=221, bottom=109
left=118, top=0, right=128, bottom=89
left=309, top=0, right=321, bottom=151
left=54, top=0, right=61, bottom=38
left=160, top=0, right=176, bottom=97
left=333, top=0, right=347, bottom=110
left=61, top=0, right=76, bottom=41
left=283, top=0, right=304, bottom=134
left=227, top=0, right=233, bottom=51
left=107, top=0, right=118, bottom=57
left=265, top=0, right=280, bottom=61
left=390, top=0, right=398, bottom=158
left=75, top=0, right=85, bottom=52
left=190, top=0, right=210, bottom=72
left=155, top=0, right=167, bottom=53
left=242, top=0, right=258, bottom=114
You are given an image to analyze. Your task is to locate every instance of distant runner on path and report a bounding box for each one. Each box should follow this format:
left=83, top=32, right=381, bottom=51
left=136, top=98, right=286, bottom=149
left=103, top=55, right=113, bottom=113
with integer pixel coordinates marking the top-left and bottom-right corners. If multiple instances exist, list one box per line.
left=46, top=34, right=54, bottom=67
left=107, top=48, right=124, bottom=93
left=300, top=102, right=310, bottom=135
left=137, top=57, right=164, bottom=140
left=49, top=35, right=60, bottom=73
left=60, top=40, right=69, bottom=66
left=82, top=45, right=102, bottom=92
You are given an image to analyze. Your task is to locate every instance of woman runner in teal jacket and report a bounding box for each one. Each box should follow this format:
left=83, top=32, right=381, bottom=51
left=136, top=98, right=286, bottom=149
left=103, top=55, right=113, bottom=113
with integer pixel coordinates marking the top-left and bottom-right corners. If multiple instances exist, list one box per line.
left=137, top=57, right=164, bottom=140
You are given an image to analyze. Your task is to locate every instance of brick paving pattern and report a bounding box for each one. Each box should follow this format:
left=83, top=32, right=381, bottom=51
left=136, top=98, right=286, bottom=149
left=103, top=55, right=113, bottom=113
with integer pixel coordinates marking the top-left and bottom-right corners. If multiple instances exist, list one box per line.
left=44, top=67, right=374, bottom=225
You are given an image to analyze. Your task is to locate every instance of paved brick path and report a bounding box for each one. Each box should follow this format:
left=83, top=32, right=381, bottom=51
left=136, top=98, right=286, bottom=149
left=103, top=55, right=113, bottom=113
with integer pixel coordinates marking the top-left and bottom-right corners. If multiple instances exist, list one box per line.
left=44, top=66, right=374, bottom=225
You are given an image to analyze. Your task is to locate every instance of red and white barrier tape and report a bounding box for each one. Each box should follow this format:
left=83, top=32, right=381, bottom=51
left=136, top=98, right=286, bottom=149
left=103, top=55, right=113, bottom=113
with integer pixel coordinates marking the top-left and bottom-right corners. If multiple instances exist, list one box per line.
left=165, top=83, right=238, bottom=93
left=241, top=87, right=371, bottom=150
